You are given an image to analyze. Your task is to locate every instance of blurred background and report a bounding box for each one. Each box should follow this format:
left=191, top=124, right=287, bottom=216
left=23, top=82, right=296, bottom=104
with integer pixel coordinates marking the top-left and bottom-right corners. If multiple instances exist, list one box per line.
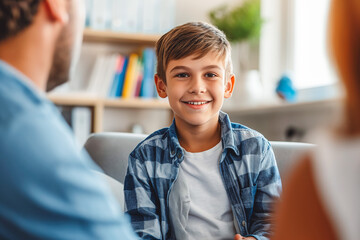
left=48, top=0, right=342, bottom=145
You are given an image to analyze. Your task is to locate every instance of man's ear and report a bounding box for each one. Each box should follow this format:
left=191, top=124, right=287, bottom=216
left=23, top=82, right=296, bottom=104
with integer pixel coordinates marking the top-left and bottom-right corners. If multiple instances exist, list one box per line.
left=43, top=0, right=69, bottom=24
left=224, top=74, right=235, bottom=98
left=155, top=74, right=168, bottom=98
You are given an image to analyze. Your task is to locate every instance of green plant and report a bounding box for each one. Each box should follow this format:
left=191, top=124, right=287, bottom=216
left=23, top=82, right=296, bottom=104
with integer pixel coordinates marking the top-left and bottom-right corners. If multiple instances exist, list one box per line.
left=209, top=0, right=263, bottom=43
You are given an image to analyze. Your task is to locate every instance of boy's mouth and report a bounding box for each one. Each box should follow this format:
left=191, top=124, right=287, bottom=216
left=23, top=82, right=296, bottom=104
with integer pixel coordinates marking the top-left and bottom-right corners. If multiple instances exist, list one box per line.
left=185, top=101, right=211, bottom=105
left=181, top=100, right=212, bottom=108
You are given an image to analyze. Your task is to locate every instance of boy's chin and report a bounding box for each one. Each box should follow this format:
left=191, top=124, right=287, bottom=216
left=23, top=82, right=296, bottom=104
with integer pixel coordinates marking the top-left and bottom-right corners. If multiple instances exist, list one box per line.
left=175, top=114, right=220, bottom=128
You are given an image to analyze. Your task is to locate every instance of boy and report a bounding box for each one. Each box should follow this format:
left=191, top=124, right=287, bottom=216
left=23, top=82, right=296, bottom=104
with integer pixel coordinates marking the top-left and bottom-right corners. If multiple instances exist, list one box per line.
left=124, top=22, right=282, bottom=240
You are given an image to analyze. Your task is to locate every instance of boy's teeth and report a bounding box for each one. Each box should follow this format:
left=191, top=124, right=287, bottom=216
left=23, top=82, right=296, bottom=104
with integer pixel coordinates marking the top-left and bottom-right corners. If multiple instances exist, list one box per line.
left=188, top=101, right=207, bottom=105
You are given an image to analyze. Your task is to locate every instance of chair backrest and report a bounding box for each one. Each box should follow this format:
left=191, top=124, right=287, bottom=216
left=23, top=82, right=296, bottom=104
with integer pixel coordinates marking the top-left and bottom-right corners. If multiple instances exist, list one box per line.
left=270, top=141, right=314, bottom=180
left=84, top=132, right=315, bottom=184
left=84, top=132, right=147, bottom=184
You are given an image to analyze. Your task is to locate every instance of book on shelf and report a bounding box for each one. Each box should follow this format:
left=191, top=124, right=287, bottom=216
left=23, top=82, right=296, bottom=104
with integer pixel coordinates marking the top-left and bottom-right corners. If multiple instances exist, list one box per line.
left=109, top=0, right=128, bottom=31
left=85, top=0, right=175, bottom=34
left=124, top=0, right=142, bottom=33
left=86, top=54, right=106, bottom=94
left=115, top=56, right=129, bottom=98
left=87, top=54, right=118, bottom=97
left=122, top=53, right=139, bottom=98
left=140, top=48, right=157, bottom=98
left=101, top=54, right=118, bottom=97
left=86, top=48, right=157, bottom=99
left=133, top=61, right=144, bottom=97
left=89, top=0, right=111, bottom=30
left=159, top=0, right=176, bottom=33
left=108, top=56, right=125, bottom=97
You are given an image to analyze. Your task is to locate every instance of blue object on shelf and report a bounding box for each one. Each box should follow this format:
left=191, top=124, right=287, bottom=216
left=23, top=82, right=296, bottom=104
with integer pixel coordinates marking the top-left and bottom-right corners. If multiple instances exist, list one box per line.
left=276, top=74, right=297, bottom=102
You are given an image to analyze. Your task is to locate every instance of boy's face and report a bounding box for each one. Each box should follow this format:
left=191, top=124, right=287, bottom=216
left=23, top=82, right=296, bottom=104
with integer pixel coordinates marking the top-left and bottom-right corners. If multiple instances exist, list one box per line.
left=155, top=52, right=234, bottom=129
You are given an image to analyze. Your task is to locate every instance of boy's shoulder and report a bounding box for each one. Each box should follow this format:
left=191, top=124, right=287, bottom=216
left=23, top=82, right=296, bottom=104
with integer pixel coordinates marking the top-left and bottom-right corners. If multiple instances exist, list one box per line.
left=228, top=121, right=271, bottom=152
left=219, top=111, right=267, bottom=143
left=230, top=121, right=266, bottom=140
left=130, top=127, right=171, bottom=158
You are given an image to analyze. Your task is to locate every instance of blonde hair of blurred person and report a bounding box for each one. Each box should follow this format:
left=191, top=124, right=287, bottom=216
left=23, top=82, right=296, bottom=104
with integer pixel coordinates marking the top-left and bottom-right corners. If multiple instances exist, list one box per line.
left=272, top=0, right=360, bottom=239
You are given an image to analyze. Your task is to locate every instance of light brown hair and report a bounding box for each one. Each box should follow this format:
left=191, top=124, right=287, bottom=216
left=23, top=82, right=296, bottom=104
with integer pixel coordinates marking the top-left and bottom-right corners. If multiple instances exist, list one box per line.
left=155, top=22, right=232, bottom=83
left=329, top=0, right=360, bottom=135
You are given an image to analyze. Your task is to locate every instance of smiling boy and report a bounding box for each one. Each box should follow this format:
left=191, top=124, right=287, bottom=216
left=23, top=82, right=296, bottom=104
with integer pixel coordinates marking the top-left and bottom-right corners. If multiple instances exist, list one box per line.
left=124, top=22, right=282, bottom=240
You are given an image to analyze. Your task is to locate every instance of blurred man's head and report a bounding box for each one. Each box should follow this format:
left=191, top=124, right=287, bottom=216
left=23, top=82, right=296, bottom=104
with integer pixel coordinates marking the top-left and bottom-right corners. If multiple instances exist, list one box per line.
left=0, top=0, right=85, bottom=91
left=0, top=1, right=41, bottom=41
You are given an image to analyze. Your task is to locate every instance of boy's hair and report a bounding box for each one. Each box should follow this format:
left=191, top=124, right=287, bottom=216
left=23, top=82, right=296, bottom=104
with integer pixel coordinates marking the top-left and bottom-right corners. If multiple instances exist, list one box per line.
left=155, top=22, right=233, bottom=83
left=0, top=0, right=41, bottom=42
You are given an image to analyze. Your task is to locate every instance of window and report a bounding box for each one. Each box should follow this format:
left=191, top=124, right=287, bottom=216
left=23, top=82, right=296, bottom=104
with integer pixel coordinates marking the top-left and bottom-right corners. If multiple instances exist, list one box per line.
left=290, top=0, right=336, bottom=89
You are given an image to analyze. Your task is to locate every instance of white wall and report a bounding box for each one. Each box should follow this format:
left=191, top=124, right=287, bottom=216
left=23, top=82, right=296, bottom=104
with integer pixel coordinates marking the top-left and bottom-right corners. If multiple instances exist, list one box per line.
left=175, top=0, right=242, bottom=25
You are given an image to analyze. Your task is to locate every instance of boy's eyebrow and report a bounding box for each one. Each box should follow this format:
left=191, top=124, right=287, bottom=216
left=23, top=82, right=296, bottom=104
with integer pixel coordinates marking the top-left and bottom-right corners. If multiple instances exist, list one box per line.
left=202, top=65, right=223, bottom=71
left=169, top=66, right=190, bottom=73
left=169, top=65, right=222, bottom=73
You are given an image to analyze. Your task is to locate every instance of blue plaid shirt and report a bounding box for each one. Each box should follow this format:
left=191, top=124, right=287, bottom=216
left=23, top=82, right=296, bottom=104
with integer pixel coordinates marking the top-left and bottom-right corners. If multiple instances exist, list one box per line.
left=124, top=112, right=282, bottom=240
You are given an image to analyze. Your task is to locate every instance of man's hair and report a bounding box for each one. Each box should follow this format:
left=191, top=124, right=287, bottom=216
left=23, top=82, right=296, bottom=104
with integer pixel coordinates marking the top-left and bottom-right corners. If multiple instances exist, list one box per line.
left=0, top=0, right=41, bottom=42
left=155, top=22, right=232, bottom=83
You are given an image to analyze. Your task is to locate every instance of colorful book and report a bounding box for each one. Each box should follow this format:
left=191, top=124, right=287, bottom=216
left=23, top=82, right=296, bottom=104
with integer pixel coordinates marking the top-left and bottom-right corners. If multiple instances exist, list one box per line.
left=100, top=54, right=118, bottom=97
left=133, top=61, right=144, bottom=97
left=108, top=55, right=125, bottom=98
left=140, top=48, right=156, bottom=98
left=115, top=56, right=129, bottom=97
left=122, top=53, right=139, bottom=98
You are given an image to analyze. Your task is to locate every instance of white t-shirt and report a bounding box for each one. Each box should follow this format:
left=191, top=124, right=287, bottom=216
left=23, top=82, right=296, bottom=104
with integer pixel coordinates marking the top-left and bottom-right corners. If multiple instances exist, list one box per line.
left=312, top=131, right=360, bottom=240
left=177, top=141, right=236, bottom=240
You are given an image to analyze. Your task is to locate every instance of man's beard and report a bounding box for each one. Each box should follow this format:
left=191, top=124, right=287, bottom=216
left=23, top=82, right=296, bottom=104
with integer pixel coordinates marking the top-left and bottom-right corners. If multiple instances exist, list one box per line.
left=46, top=26, right=72, bottom=92
left=46, top=0, right=84, bottom=92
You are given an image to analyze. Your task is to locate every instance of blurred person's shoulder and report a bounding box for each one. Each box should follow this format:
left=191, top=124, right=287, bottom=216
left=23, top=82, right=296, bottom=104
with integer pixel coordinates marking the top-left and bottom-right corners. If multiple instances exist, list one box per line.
left=310, top=129, right=360, bottom=240
left=0, top=61, right=50, bottom=122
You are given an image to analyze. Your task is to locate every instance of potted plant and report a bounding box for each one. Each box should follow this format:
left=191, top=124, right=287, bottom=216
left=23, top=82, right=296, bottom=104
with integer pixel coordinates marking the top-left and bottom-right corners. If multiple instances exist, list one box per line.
left=209, top=0, right=264, bottom=105
left=209, top=0, right=262, bottom=43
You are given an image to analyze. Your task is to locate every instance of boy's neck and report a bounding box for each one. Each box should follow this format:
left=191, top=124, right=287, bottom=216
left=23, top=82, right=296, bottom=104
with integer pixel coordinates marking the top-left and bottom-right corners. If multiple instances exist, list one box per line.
left=175, top=117, right=221, bottom=153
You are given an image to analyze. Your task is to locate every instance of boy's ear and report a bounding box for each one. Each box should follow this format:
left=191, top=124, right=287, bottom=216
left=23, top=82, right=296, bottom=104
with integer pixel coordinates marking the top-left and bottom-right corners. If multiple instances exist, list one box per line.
left=155, top=74, right=168, bottom=98
left=224, top=74, right=235, bottom=98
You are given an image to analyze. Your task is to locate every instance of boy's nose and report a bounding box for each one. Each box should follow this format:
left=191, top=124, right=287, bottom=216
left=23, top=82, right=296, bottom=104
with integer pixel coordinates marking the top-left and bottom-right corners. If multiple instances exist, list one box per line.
left=188, top=76, right=206, bottom=94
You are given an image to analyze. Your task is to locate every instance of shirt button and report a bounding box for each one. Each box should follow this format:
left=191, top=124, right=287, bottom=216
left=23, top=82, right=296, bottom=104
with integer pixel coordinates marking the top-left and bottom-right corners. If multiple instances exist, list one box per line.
left=177, top=153, right=182, bottom=159
left=242, top=221, right=246, bottom=227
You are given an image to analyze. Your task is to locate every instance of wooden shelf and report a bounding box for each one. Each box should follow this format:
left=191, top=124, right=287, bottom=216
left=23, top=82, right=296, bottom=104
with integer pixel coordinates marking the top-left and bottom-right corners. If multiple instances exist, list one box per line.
left=104, top=98, right=170, bottom=109
left=224, top=98, right=342, bottom=115
left=83, top=28, right=161, bottom=45
left=48, top=94, right=170, bottom=109
left=48, top=94, right=170, bottom=133
left=47, top=94, right=99, bottom=106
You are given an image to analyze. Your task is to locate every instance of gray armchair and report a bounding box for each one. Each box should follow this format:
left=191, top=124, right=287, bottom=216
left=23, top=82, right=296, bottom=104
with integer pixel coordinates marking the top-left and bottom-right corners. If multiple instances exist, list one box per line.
left=84, top=132, right=314, bottom=206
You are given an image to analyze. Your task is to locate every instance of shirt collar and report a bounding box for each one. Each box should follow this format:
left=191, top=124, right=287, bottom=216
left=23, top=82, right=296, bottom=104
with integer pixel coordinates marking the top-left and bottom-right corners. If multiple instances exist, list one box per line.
left=168, top=119, right=183, bottom=159
left=167, top=111, right=240, bottom=159
left=219, top=111, right=240, bottom=156
left=0, top=59, right=46, bottom=99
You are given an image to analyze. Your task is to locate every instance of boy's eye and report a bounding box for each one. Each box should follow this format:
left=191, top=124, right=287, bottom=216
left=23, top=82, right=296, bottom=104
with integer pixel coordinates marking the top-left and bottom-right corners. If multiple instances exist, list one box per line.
left=205, top=73, right=217, bottom=78
left=175, top=73, right=190, bottom=78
